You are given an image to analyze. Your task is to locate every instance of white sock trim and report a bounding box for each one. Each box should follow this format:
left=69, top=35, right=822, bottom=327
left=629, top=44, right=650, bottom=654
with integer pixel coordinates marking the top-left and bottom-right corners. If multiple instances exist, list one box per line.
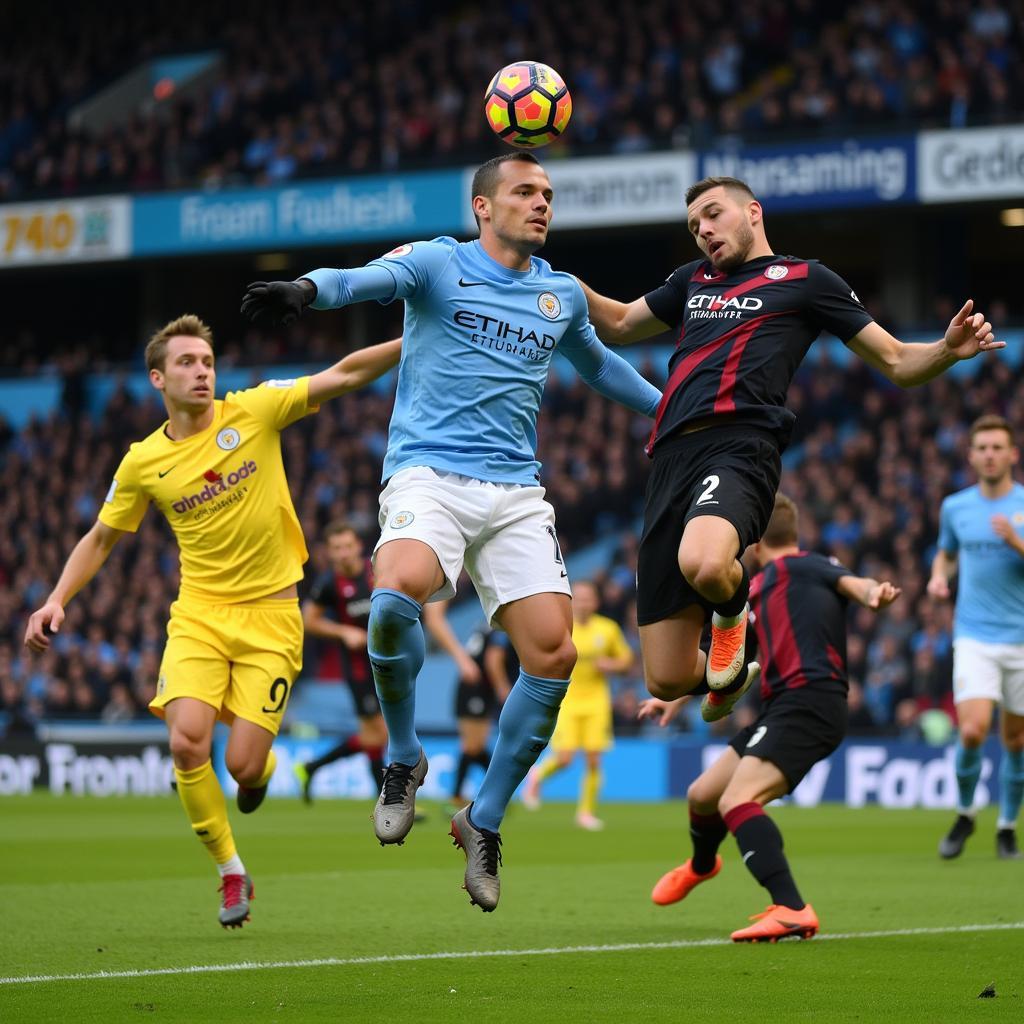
left=217, top=854, right=246, bottom=878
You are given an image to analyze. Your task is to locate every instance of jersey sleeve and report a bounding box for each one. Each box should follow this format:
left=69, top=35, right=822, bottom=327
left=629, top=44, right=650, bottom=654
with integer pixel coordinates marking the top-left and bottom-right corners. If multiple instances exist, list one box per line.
left=643, top=261, right=701, bottom=328
left=606, top=621, right=632, bottom=662
left=820, top=554, right=854, bottom=589
left=364, top=239, right=456, bottom=303
left=306, top=570, right=336, bottom=608
left=97, top=447, right=150, bottom=533
left=937, top=497, right=959, bottom=555
left=233, top=376, right=318, bottom=430
left=805, top=263, right=874, bottom=343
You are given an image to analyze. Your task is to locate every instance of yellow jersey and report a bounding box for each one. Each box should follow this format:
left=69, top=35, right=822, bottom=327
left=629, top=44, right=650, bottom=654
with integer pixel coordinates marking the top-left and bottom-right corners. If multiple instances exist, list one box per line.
left=563, top=613, right=632, bottom=711
left=98, top=377, right=318, bottom=604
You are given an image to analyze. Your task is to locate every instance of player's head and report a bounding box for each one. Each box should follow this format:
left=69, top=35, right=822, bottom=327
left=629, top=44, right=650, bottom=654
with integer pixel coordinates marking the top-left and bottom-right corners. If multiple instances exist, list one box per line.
left=146, top=315, right=215, bottom=414
left=750, top=492, right=800, bottom=566
left=572, top=579, right=600, bottom=621
left=324, top=520, right=364, bottom=574
left=685, top=176, right=766, bottom=272
left=471, top=152, right=552, bottom=251
left=968, top=414, right=1018, bottom=485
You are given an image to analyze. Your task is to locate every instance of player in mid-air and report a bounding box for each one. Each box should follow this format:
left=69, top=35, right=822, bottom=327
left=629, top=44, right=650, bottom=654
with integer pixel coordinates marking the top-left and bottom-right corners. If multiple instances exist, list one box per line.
left=929, top=414, right=1024, bottom=860
left=240, top=151, right=663, bottom=912
left=522, top=580, right=634, bottom=830
left=579, top=176, right=1002, bottom=725
left=24, top=316, right=400, bottom=928
left=640, top=494, right=901, bottom=941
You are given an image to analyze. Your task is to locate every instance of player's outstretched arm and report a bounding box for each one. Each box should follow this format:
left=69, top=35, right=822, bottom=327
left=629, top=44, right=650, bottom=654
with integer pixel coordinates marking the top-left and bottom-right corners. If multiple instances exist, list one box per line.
left=927, top=550, right=957, bottom=599
left=847, top=299, right=1004, bottom=387
left=302, top=600, right=368, bottom=650
left=837, top=575, right=902, bottom=612
left=422, top=601, right=482, bottom=684
left=307, top=338, right=402, bottom=405
left=24, top=521, right=125, bottom=652
left=576, top=279, right=669, bottom=345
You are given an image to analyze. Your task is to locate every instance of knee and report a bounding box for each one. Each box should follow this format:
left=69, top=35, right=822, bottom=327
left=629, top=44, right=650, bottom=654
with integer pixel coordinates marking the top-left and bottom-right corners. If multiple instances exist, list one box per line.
left=225, top=749, right=265, bottom=787
left=368, top=589, right=422, bottom=655
left=169, top=727, right=210, bottom=770
left=644, top=663, right=700, bottom=702
left=530, top=637, right=577, bottom=680
left=687, top=776, right=720, bottom=813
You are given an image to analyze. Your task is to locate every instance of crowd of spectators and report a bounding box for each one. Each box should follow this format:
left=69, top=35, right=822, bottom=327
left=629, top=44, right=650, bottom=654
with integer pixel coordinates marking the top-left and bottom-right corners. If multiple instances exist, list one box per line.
left=1, top=313, right=1022, bottom=738
left=1, top=0, right=1020, bottom=201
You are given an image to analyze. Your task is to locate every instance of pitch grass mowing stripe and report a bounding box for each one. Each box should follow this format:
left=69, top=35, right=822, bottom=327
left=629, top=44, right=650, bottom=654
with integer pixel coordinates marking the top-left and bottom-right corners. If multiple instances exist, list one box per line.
left=2, top=921, right=1023, bottom=987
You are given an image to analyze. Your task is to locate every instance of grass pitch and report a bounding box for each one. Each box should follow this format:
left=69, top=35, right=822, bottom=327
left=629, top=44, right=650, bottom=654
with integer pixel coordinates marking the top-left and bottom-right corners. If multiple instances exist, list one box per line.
left=1, top=795, right=1022, bottom=1022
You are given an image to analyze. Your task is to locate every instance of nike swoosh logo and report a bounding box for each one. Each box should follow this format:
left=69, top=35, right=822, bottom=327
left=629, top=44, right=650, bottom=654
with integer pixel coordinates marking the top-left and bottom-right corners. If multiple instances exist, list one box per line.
left=742, top=851, right=755, bottom=864
left=157, top=466, right=177, bottom=478
left=458, top=278, right=486, bottom=287
left=560, top=571, right=569, bottom=578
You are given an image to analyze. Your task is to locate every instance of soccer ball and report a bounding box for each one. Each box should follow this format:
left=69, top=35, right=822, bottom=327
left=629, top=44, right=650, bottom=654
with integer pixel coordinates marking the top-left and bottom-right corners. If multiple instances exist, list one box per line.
left=484, top=61, right=572, bottom=148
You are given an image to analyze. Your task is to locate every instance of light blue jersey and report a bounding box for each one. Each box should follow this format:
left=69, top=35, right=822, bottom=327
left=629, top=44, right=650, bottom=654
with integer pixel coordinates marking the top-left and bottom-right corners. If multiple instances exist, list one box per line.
left=304, top=237, right=660, bottom=485
left=938, top=483, right=1024, bottom=643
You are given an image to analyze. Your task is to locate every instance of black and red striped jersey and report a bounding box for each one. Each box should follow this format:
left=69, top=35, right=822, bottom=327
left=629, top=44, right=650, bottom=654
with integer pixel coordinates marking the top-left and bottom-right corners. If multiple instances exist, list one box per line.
left=749, top=551, right=851, bottom=701
left=643, top=255, right=872, bottom=452
left=307, top=558, right=374, bottom=685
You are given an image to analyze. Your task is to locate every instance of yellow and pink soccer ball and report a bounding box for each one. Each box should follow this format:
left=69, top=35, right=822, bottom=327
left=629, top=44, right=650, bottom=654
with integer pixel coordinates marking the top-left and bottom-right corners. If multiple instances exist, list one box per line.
left=484, top=61, right=572, bottom=148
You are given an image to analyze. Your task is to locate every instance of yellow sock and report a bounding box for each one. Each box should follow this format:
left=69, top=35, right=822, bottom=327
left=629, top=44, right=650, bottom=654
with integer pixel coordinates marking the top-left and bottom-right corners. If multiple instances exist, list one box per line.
left=252, top=748, right=277, bottom=789
left=580, top=765, right=602, bottom=816
left=174, top=760, right=237, bottom=865
left=534, top=756, right=564, bottom=783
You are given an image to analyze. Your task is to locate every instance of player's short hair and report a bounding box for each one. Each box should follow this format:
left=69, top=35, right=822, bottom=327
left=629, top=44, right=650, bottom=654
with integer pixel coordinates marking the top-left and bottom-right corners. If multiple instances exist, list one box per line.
left=969, top=414, right=1015, bottom=446
left=145, top=314, right=214, bottom=372
left=470, top=152, right=543, bottom=228
left=325, top=520, right=359, bottom=540
left=762, top=492, right=799, bottom=547
left=685, top=176, right=758, bottom=207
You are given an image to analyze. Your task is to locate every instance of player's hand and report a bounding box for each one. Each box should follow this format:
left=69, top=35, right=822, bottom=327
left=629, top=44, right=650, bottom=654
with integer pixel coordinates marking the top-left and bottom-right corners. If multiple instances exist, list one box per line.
left=942, top=299, right=1004, bottom=360
left=24, top=601, right=65, bottom=652
left=240, top=280, right=313, bottom=326
left=991, top=514, right=1024, bottom=553
left=337, top=625, right=368, bottom=650
left=927, top=575, right=950, bottom=600
left=455, top=653, right=482, bottom=685
left=637, top=696, right=687, bottom=727
left=868, top=581, right=902, bottom=610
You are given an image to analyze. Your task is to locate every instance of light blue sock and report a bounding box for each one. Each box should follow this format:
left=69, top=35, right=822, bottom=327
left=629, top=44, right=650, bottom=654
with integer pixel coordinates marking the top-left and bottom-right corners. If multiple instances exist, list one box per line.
left=471, top=670, right=569, bottom=832
left=955, top=741, right=983, bottom=816
left=997, top=748, right=1024, bottom=830
left=367, top=588, right=424, bottom=766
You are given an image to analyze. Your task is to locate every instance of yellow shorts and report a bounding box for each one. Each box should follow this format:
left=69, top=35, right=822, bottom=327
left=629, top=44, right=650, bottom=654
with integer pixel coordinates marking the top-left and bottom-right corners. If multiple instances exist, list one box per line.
left=551, top=700, right=613, bottom=753
left=151, top=597, right=303, bottom=736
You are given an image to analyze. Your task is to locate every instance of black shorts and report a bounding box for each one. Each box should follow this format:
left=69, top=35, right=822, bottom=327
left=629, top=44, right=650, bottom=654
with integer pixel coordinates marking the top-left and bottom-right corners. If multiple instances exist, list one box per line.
left=636, top=425, right=781, bottom=626
left=348, top=676, right=382, bottom=719
left=455, top=681, right=498, bottom=720
left=729, top=687, right=848, bottom=791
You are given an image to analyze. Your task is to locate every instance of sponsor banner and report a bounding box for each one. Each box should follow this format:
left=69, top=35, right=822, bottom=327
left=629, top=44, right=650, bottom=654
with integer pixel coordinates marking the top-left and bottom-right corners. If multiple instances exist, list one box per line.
left=0, top=195, right=131, bottom=267
left=699, top=136, right=915, bottom=211
left=461, top=152, right=696, bottom=233
left=0, top=737, right=173, bottom=796
left=670, top=739, right=1002, bottom=809
left=132, top=169, right=465, bottom=256
left=918, top=124, right=1024, bottom=203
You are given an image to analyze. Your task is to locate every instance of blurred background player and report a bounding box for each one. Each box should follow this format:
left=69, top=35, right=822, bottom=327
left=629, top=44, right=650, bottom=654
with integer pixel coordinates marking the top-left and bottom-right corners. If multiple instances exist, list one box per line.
left=449, top=618, right=517, bottom=811
left=294, top=520, right=385, bottom=800
left=240, top=151, right=662, bottom=912
left=579, top=176, right=1003, bottom=723
left=929, top=414, right=1024, bottom=861
left=523, top=580, right=634, bottom=830
left=24, top=317, right=400, bottom=928
left=640, top=494, right=900, bottom=942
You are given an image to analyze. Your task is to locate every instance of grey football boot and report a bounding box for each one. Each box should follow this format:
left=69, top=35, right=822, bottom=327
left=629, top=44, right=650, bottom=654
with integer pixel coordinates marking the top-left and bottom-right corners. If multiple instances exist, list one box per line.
left=218, top=873, right=253, bottom=928
left=373, top=749, right=428, bottom=845
left=450, top=804, right=502, bottom=912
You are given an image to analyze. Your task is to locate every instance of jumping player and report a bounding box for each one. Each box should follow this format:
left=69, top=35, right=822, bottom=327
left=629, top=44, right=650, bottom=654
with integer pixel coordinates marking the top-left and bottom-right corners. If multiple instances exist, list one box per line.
left=639, top=494, right=901, bottom=941
left=929, top=414, right=1024, bottom=860
left=24, top=316, right=400, bottom=928
left=579, top=176, right=1002, bottom=718
left=240, top=151, right=662, bottom=912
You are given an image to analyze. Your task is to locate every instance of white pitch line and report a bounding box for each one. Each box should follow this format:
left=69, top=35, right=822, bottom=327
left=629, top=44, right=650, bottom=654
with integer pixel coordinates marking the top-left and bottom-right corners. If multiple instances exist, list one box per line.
left=2, top=921, right=1022, bottom=987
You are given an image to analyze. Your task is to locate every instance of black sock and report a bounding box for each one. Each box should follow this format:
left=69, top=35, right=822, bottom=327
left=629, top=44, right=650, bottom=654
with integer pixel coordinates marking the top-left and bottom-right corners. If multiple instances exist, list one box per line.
left=713, top=563, right=749, bottom=619
left=453, top=753, right=472, bottom=799
left=689, top=809, right=728, bottom=874
left=473, top=750, right=492, bottom=771
left=306, top=736, right=360, bottom=775
left=724, top=803, right=804, bottom=910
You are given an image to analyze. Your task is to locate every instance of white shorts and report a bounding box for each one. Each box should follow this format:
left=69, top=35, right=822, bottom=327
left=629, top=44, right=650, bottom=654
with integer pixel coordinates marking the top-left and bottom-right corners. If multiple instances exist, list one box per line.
left=375, top=467, right=572, bottom=623
left=952, top=637, right=1024, bottom=715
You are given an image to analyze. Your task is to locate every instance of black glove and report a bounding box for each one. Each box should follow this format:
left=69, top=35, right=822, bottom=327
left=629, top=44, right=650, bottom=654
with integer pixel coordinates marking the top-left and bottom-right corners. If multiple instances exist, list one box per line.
left=240, top=280, right=314, bottom=326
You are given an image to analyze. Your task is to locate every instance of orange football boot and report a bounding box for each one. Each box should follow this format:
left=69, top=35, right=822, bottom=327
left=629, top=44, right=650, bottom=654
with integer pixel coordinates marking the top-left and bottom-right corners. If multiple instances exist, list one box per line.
left=731, top=903, right=819, bottom=943
left=651, top=855, right=722, bottom=906
left=707, top=606, right=750, bottom=689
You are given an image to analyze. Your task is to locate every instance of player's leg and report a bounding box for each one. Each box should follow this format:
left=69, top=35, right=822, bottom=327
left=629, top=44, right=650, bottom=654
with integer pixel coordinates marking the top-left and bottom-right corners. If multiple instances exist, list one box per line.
left=576, top=750, right=605, bottom=831
left=453, top=717, right=491, bottom=806
left=651, top=746, right=739, bottom=906
left=996, top=705, right=1024, bottom=859
left=639, top=607, right=708, bottom=700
